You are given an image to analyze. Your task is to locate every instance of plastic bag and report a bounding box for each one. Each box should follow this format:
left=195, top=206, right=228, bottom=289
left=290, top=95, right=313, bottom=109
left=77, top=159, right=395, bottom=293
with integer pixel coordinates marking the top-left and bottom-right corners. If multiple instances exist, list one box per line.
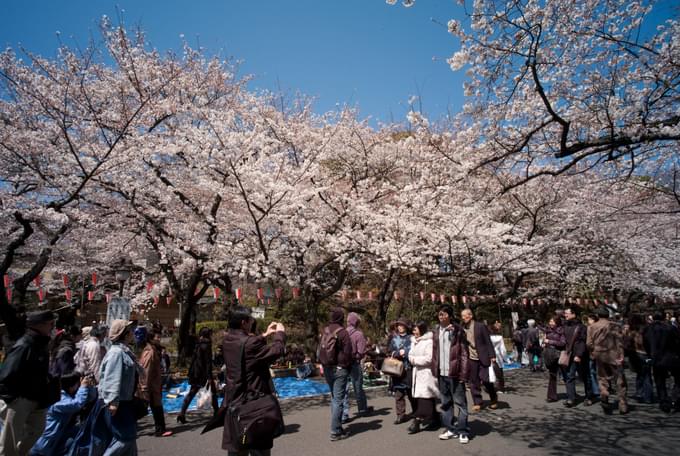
left=196, top=381, right=213, bottom=410
left=488, top=365, right=497, bottom=383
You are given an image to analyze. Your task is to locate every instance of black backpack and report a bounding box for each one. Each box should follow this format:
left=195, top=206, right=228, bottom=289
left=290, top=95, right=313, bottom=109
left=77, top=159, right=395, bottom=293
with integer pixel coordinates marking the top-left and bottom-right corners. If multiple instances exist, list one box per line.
left=318, top=327, right=343, bottom=365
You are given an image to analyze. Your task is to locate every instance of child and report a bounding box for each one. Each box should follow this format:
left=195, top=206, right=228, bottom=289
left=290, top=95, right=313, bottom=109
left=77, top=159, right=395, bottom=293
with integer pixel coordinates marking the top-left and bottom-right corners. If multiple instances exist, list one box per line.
left=30, top=372, right=95, bottom=456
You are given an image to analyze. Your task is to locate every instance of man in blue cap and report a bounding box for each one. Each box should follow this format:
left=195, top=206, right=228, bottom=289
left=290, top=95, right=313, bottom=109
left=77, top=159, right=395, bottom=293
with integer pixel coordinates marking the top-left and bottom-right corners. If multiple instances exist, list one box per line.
left=0, top=310, right=60, bottom=456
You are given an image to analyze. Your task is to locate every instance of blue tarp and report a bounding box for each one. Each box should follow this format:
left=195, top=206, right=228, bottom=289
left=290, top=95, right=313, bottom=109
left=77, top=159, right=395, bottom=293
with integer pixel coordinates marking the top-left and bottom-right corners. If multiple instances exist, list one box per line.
left=161, top=377, right=330, bottom=414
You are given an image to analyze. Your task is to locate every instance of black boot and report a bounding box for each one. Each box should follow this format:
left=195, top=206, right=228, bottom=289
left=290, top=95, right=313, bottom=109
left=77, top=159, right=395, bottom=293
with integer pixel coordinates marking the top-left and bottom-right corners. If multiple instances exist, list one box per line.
left=407, top=419, right=421, bottom=434
left=600, top=397, right=612, bottom=415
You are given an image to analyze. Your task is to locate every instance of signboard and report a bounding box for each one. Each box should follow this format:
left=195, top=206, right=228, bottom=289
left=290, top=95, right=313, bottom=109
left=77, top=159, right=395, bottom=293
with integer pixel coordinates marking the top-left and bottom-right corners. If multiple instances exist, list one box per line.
left=251, top=306, right=265, bottom=319
left=106, top=296, right=131, bottom=328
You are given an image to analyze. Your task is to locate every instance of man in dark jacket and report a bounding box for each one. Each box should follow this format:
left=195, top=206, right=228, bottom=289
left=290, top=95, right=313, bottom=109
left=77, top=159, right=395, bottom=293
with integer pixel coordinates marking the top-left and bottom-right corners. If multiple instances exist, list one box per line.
left=643, top=312, right=680, bottom=413
left=319, top=307, right=352, bottom=441
left=432, top=305, right=470, bottom=444
left=222, top=306, right=285, bottom=455
left=563, top=307, right=594, bottom=407
left=461, top=308, right=498, bottom=412
left=0, top=310, right=59, bottom=456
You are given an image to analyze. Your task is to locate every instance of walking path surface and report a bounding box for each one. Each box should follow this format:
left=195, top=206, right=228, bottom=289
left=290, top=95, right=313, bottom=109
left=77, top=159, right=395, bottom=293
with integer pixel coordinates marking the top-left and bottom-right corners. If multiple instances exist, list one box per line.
left=138, top=368, right=680, bottom=456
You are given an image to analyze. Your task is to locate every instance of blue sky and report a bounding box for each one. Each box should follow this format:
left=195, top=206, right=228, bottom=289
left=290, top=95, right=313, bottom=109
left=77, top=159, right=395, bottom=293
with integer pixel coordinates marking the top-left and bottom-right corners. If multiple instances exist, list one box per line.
left=1, top=0, right=467, bottom=125
left=1, top=1, right=677, bottom=125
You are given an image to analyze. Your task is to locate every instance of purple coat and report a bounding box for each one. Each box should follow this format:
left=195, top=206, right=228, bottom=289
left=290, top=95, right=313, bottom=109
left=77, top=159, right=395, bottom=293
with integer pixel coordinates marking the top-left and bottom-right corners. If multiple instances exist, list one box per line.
left=431, top=323, right=470, bottom=380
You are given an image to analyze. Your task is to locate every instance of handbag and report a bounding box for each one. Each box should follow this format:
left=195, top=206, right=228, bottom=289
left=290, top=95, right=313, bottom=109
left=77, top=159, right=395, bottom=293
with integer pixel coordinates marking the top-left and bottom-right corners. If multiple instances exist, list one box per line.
left=543, top=346, right=559, bottom=368
left=226, top=336, right=284, bottom=449
left=558, top=350, right=570, bottom=367
left=132, top=368, right=149, bottom=420
left=132, top=395, right=149, bottom=420
left=381, top=356, right=404, bottom=376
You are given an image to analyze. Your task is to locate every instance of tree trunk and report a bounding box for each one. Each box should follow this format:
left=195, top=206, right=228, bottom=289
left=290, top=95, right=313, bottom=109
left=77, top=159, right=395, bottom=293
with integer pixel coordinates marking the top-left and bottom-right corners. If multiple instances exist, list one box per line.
left=304, top=293, right=321, bottom=361
left=175, top=267, right=208, bottom=366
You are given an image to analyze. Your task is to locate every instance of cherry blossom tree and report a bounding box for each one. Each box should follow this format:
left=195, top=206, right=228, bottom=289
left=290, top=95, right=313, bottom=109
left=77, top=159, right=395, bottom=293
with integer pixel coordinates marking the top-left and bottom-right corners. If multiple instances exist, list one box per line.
left=443, top=0, right=679, bottom=191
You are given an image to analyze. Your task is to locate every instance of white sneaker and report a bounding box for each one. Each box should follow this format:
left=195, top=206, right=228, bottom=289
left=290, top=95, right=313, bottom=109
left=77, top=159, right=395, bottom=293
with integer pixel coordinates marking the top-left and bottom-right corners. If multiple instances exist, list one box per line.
left=459, top=434, right=469, bottom=444
left=438, top=430, right=457, bottom=440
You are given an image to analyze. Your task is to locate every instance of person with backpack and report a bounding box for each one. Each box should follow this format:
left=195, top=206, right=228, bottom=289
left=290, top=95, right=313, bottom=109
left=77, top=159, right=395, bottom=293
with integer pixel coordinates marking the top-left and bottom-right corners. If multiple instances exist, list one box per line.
left=318, top=307, right=353, bottom=441
left=525, top=319, right=542, bottom=372
left=341, top=312, right=373, bottom=422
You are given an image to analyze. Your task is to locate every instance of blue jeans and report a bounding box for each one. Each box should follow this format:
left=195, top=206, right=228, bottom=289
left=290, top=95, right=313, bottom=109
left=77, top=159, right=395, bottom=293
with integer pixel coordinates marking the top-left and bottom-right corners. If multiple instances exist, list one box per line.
left=104, top=400, right=137, bottom=456
left=589, top=359, right=600, bottom=397
left=565, top=359, right=593, bottom=401
left=438, top=376, right=469, bottom=436
left=342, top=362, right=368, bottom=418
left=324, top=366, right=349, bottom=435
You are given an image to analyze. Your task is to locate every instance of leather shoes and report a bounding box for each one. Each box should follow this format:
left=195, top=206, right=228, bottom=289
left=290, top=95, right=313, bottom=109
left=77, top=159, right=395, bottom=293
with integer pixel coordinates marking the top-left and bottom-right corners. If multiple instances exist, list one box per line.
left=563, top=400, right=575, bottom=408
left=394, top=416, right=408, bottom=425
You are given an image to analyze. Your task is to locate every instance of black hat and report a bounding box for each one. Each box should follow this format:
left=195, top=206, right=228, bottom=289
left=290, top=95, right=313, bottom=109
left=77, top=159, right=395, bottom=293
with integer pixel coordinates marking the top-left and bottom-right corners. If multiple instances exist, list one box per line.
left=26, top=310, right=55, bottom=325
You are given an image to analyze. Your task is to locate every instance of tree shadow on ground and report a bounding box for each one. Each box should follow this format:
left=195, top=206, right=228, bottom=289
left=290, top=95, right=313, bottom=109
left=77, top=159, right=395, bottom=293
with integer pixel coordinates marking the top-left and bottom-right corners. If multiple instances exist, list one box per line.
left=496, top=369, right=680, bottom=456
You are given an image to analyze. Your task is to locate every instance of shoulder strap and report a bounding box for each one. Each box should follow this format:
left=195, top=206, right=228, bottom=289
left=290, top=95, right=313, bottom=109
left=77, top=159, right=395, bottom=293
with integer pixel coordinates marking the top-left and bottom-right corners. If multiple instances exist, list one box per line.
left=567, top=325, right=580, bottom=353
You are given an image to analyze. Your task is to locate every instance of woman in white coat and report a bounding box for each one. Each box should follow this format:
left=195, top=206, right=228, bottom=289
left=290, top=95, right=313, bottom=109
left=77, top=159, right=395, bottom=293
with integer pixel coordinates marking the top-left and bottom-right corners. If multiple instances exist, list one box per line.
left=407, top=320, right=439, bottom=434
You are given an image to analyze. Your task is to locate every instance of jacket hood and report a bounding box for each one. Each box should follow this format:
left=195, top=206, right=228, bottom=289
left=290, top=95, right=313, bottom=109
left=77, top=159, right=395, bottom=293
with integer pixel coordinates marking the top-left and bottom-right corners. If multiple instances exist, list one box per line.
left=414, top=331, right=433, bottom=342
left=347, top=312, right=360, bottom=328
left=330, top=307, right=345, bottom=325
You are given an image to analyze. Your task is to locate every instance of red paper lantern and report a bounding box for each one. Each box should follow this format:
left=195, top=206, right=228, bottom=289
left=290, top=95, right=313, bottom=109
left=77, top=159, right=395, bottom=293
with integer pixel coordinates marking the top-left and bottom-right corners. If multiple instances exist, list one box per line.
left=87, top=291, right=94, bottom=301
left=419, top=291, right=425, bottom=301
left=356, top=290, right=362, bottom=301
left=522, top=298, right=528, bottom=307
left=431, top=293, right=436, bottom=303
left=62, top=275, right=69, bottom=288
left=37, top=288, right=45, bottom=302
left=146, top=280, right=154, bottom=293
left=213, top=288, right=221, bottom=300
left=105, top=293, right=112, bottom=304
left=440, top=294, right=446, bottom=303
left=292, top=287, right=300, bottom=299
left=65, top=289, right=72, bottom=301
left=462, top=295, right=468, bottom=304
left=394, top=291, right=400, bottom=301
left=341, top=289, right=348, bottom=301
left=166, top=294, right=172, bottom=306
left=256, top=288, right=264, bottom=300
left=6, top=289, right=12, bottom=302
left=3, top=274, right=10, bottom=288
left=368, top=291, right=374, bottom=301
left=153, top=296, right=160, bottom=306
left=452, top=295, right=458, bottom=304
left=275, top=288, right=282, bottom=299
left=235, top=288, right=243, bottom=300
left=33, top=275, right=41, bottom=287
left=91, top=272, right=98, bottom=286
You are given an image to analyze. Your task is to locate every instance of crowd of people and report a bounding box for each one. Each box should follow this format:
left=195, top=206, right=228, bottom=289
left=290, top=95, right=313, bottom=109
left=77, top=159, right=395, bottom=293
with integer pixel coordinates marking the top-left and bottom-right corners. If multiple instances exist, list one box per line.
left=513, top=307, right=680, bottom=415
left=0, top=303, right=678, bottom=455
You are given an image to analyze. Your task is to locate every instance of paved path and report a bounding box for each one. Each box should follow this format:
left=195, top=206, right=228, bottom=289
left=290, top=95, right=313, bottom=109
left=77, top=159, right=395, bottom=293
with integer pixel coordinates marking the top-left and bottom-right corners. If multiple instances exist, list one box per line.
left=137, top=368, right=680, bottom=455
